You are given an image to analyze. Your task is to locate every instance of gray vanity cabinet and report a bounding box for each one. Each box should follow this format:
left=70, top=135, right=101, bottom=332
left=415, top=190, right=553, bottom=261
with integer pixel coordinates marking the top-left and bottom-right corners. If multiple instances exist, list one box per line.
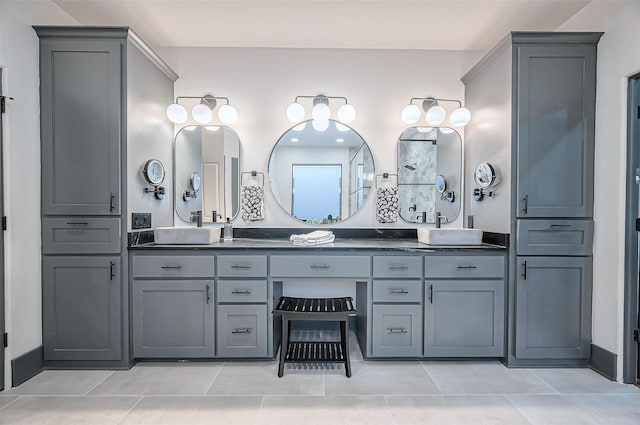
left=515, top=256, right=592, bottom=359
left=132, top=280, right=214, bottom=358
left=515, top=44, right=596, bottom=219
left=42, top=257, right=121, bottom=361
left=39, top=38, right=122, bottom=216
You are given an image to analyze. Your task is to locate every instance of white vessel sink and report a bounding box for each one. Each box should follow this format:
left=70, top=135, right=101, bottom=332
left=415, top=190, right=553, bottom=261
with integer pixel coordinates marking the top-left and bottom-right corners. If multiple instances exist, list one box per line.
left=417, top=228, right=483, bottom=246
left=154, top=227, right=221, bottom=245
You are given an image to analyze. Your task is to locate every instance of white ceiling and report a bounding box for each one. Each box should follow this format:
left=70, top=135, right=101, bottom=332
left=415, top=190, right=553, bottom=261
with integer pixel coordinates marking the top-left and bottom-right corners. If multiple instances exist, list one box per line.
left=53, top=0, right=592, bottom=51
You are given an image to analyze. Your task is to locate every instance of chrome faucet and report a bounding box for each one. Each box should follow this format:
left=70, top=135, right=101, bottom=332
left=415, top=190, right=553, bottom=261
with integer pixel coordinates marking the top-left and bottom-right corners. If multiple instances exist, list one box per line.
left=416, top=212, right=427, bottom=223
left=435, top=212, right=447, bottom=228
left=190, top=210, right=203, bottom=227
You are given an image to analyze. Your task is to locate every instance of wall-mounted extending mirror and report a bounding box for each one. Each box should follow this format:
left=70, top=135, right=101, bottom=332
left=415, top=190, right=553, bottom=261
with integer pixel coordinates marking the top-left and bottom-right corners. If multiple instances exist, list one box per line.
left=397, top=127, right=461, bottom=223
left=268, top=119, right=374, bottom=224
left=175, top=125, right=240, bottom=223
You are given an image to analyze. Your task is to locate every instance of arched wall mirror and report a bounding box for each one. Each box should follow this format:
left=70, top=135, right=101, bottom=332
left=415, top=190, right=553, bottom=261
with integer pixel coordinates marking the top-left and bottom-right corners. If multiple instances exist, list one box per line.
left=397, top=127, right=461, bottom=223
left=175, top=125, right=241, bottom=223
left=268, top=119, right=374, bottom=224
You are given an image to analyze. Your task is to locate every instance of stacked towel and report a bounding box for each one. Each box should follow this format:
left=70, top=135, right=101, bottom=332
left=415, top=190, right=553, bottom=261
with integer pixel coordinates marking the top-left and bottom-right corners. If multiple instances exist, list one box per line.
left=241, top=185, right=265, bottom=221
left=376, top=187, right=399, bottom=223
left=290, top=230, right=335, bottom=246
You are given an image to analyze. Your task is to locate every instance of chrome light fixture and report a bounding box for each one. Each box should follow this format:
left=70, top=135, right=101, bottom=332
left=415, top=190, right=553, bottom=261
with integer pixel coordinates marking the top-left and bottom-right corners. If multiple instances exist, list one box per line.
left=166, top=94, right=238, bottom=125
left=400, top=97, right=471, bottom=127
left=286, top=94, right=356, bottom=132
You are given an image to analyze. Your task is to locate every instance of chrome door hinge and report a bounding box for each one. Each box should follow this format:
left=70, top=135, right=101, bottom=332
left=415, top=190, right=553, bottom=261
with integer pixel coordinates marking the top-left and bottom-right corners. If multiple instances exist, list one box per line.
left=634, top=328, right=640, bottom=342
left=3, top=333, right=7, bottom=348
left=0, top=95, right=13, bottom=114
left=2, top=216, right=6, bottom=231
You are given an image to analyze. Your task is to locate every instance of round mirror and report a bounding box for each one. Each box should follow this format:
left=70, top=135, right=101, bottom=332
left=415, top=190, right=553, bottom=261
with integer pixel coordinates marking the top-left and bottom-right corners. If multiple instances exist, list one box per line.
left=143, top=159, right=165, bottom=186
left=474, top=162, right=497, bottom=188
left=268, top=119, right=374, bottom=224
left=435, top=174, right=447, bottom=193
left=396, top=127, right=461, bottom=223
left=174, top=125, right=241, bottom=223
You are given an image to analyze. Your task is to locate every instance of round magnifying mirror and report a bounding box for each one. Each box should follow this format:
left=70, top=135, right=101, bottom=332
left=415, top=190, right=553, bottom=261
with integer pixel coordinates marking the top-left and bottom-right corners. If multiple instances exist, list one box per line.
left=143, top=159, right=165, bottom=186
left=190, top=171, right=201, bottom=192
left=474, top=162, right=496, bottom=188
left=435, top=174, right=447, bottom=193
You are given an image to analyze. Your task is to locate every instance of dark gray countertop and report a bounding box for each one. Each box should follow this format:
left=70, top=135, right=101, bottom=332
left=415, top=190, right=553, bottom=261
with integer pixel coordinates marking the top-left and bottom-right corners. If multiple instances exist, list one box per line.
left=129, top=238, right=506, bottom=252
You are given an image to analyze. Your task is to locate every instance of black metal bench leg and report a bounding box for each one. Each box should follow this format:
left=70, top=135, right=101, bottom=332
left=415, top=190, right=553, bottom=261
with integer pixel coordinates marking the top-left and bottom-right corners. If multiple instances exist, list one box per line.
left=278, top=318, right=289, bottom=377
left=340, top=320, right=351, bottom=378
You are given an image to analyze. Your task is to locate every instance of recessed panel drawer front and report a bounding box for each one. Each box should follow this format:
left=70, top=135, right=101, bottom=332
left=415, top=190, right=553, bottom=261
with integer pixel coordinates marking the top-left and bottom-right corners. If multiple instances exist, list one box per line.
left=217, top=255, right=267, bottom=277
left=372, top=280, right=422, bottom=303
left=132, top=255, right=215, bottom=278
left=372, top=304, right=422, bottom=357
left=270, top=255, right=370, bottom=278
left=42, top=217, right=121, bottom=254
left=217, top=280, right=268, bottom=303
left=217, top=304, right=268, bottom=357
left=373, top=256, right=422, bottom=278
left=425, top=255, right=505, bottom=279
left=517, top=220, right=593, bottom=255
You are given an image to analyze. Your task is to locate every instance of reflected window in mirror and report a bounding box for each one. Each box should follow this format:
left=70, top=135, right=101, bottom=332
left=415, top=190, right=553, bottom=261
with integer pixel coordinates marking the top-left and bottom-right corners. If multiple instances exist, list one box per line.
left=269, top=119, right=374, bottom=224
left=174, top=125, right=241, bottom=223
left=397, top=127, right=461, bottom=224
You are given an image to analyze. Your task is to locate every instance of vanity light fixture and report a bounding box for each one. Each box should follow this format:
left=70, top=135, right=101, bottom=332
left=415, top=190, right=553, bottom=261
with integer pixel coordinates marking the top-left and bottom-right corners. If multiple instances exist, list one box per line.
left=166, top=95, right=238, bottom=125
left=400, top=97, right=471, bottom=127
left=286, top=94, right=356, bottom=131
left=336, top=138, right=344, bottom=143
left=290, top=137, right=299, bottom=143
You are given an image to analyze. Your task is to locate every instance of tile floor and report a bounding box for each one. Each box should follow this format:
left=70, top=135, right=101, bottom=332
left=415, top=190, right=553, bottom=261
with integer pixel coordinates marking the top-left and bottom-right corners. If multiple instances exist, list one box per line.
left=1, top=337, right=639, bottom=425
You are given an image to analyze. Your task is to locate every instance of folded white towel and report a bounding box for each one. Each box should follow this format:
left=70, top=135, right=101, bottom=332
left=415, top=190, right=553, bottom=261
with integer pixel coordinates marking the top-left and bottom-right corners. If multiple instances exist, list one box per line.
left=290, top=230, right=334, bottom=242
left=292, top=234, right=335, bottom=246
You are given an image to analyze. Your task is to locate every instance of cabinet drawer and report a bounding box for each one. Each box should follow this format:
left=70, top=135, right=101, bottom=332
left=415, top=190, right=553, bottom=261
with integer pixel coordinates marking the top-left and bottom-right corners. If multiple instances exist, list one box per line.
left=42, top=217, right=120, bottom=254
left=372, top=280, right=422, bottom=303
left=217, top=304, right=268, bottom=357
left=425, top=255, right=504, bottom=279
left=217, top=280, right=268, bottom=303
left=131, top=255, right=215, bottom=278
left=517, top=220, right=593, bottom=255
left=372, top=304, right=422, bottom=357
left=217, top=255, right=267, bottom=277
left=270, top=255, right=370, bottom=278
left=373, top=256, right=422, bottom=278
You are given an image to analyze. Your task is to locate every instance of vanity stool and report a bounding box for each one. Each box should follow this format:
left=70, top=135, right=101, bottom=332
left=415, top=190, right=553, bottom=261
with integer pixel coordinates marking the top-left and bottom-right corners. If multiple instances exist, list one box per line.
left=273, top=296, right=356, bottom=377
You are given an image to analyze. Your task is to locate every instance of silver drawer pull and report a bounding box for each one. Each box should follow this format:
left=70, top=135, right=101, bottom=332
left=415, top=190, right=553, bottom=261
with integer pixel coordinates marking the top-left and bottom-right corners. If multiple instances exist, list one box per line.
left=457, top=266, right=477, bottom=270
left=231, top=265, right=252, bottom=269
left=231, top=328, right=253, bottom=334
left=161, top=266, right=182, bottom=270
left=310, top=265, right=330, bottom=270
left=66, top=221, right=88, bottom=225
left=387, top=328, right=407, bottom=334
left=231, top=290, right=252, bottom=295
left=548, top=224, right=572, bottom=229
left=388, top=265, right=409, bottom=270
left=389, top=289, right=409, bottom=294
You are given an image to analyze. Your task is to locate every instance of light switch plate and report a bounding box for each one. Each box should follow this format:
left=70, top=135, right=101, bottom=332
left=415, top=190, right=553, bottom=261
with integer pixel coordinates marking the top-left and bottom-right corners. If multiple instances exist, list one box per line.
left=132, top=212, right=151, bottom=229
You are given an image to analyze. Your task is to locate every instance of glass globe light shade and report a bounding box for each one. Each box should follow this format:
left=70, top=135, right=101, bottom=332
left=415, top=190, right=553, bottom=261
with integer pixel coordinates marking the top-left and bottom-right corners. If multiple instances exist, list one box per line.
left=416, top=127, right=434, bottom=133
left=312, top=103, right=331, bottom=122
left=450, top=107, right=471, bottom=127
left=312, top=119, right=330, bottom=131
left=337, top=104, right=356, bottom=124
left=335, top=122, right=350, bottom=132
left=286, top=102, right=305, bottom=122
left=401, top=104, right=420, bottom=124
left=205, top=126, right=220, bottom=131
left=192, top=104, right=213, bottom=124
left=439, top=127, right=456, bottom=134
left=184, top=125, right=198, bottom=131
left=293, top=122, right=307, bottom=131
left=166, top=103, right=188, bottom=123
left=425, top=105, right=446, bottom=125
left=218, top=104, right=238, bottom=124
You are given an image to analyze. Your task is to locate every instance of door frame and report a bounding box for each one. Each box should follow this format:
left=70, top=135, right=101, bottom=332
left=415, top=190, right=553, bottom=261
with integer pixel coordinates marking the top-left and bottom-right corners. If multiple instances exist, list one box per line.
left=623, top=72, right=640, bottom=384
left=0, top=67, right=5, bottom=390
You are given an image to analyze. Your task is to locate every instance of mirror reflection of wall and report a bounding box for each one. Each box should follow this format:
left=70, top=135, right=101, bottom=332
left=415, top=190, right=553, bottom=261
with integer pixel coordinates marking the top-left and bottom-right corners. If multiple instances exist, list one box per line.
left=174, top=125, right=240, bottom=223
left=269, top=119, right=374, bottom=224
left=397, top=127, right=461, bottom=224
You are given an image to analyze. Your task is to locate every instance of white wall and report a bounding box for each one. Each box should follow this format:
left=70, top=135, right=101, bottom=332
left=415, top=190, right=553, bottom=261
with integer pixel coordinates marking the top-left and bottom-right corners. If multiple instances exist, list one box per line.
left=0, top=0, right=79, bottom=389
left=158, top=47, right=482, bottom=228
left=557, top=0, right=640, bottom=380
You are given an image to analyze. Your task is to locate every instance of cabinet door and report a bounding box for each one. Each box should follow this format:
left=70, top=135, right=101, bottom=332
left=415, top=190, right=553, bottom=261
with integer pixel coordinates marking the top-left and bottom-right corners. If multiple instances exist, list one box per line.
left=371, top=304, right=422, bottom=357
left=425, top=280, right=505, bottom=357
left=516, top=44, right=596, bottom=218
left=43, top=256, right=121, bottom=361
left=217, top=304, right=268, bottom=357
left=516, top=256, right=592, bottom=359
left=132, top=280, right=214, bottom=358
left=40, top=39, right=121, bottom=215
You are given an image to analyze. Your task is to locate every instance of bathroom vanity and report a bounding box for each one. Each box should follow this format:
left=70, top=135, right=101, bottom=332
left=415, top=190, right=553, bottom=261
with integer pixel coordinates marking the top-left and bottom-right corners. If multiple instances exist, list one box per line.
left=129, top=239, right=507, bottom=360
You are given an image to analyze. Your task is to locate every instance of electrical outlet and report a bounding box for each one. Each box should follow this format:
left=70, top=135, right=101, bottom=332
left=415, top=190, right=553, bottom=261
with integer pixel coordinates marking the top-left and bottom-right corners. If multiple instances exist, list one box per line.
left=132, top=213, right=151, bottom=229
